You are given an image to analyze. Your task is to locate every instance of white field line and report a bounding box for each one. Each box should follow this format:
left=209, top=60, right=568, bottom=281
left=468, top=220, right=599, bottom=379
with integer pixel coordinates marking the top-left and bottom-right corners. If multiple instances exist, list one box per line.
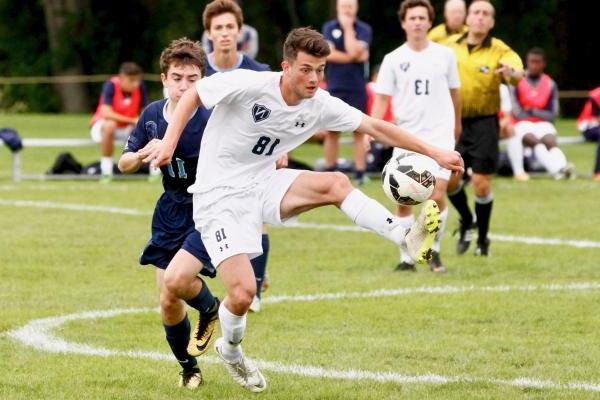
left=4, top=307, right=600, bottom=392
left=1, top=198, right=599, bottom=249
left=262, top=282, right=600, bottom=305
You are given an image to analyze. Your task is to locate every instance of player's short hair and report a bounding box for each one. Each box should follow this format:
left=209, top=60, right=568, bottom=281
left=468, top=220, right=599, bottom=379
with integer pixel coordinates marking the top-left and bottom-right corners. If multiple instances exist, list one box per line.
left=397, top=0, right=435, bottom=22
left=159, top=37, right=207, bottom=76
left=283, top=27, right=331, bottom=62
left=119, top=62, right=143, bottom=76
left=468, top=0, right=495, bottom=17
left=203, top=0, right=243, bottom=31
left=527, top=47, right=546, bottom=60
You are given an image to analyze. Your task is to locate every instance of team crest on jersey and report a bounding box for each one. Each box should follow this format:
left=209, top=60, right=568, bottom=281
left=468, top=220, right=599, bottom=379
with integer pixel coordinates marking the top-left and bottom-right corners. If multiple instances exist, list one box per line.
left=399, top=62, right=410, bottom=72
left=145, top=121, right=158, bottom=139
left=479, top=65, right=490, bottom=74
left=252, top=103, right=271, bottom=123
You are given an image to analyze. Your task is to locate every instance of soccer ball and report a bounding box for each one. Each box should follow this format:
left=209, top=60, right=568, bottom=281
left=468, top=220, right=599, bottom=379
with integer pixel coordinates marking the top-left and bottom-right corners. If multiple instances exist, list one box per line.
left=381, top=153, right=436, bottom=205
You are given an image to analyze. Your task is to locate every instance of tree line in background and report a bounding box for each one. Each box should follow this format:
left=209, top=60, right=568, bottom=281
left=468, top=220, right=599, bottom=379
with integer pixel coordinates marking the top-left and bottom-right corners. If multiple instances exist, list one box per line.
left=0, top=0, right=597, bottom=115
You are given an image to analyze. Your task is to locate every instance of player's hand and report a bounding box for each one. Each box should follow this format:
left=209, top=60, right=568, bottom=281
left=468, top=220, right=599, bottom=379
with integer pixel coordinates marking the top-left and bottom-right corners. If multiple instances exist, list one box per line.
left=275, top=153, right=289, bottom=169
left=338, top=13, right=355, bottom=30
left=136, top=139, right=162, bottom=161
left=434, top=148, right=464, bottom=173
left=363, top=134, right=374, bottom=151
left=142, top=140, right=174, bottom=168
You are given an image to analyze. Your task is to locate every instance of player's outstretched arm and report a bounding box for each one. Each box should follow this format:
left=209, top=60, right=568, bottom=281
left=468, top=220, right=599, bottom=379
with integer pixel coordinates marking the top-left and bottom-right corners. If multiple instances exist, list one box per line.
left=357, top=114, right=464, bottom=172
left=144, top=88, right=202, bottom=168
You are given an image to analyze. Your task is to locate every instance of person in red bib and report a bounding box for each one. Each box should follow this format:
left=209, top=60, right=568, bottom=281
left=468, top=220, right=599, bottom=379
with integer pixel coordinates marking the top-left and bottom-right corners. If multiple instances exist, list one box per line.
left=89, top=62, right=148, bottom=180
left=576, top=86, right=600, bottom=181
left=508, top=47, right=574, bottom=179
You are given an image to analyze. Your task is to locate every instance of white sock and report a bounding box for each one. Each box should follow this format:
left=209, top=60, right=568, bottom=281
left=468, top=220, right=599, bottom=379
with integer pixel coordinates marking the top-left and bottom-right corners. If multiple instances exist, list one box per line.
left=433, top=207, right=448, bottom=252
left=218, top=302, right=246, bottom=362
left=100, top=157, right=113, bottom=176
left=548, top=147, right=567, bottom=175
left=533, top=143, right=555, bottom=175
left=397, top=215, right=415, bottom=263
left=506, top=136, right=525, bottom=176
left=340, top=189, right=401, bottom=245
left=149, top=166, right=162, bottom=176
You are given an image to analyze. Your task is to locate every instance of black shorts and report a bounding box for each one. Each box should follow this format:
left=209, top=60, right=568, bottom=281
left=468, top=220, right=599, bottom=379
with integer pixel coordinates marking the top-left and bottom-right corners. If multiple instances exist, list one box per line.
left=456, top=115, right=499, bottom=174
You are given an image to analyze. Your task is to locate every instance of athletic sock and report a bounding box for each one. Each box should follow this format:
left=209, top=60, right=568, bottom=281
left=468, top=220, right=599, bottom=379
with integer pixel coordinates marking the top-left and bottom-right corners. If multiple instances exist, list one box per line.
left=218, top=302, right=246, bottom=362
left=100, top=157, right=113, bottom=176
left=355, top=169, right=365, bottom=182
left=250, top=234, right=269, bottom=299
left=164, top=314, right=198, bottom=372
left=340, top=189, right=402, bottom=245
left=397, top=214, right=415, bottom=263
left=548, top=147, right=567, bottom=175
left=433, top=207, right=449, bottom=252
left=475, top=193, right=493, bottom=244
left=447, top=183, right=473, bottom=226
left=184, top=279, right=217, bottom=314
left=506, top=136, right=525, bottom=176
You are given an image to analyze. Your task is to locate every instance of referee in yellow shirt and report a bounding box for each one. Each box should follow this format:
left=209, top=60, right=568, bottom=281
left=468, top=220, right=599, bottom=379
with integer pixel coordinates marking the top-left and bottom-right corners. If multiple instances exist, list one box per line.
left=427, top=0, right=467, bottom=44
left=445, top=0, right=523, bottom=256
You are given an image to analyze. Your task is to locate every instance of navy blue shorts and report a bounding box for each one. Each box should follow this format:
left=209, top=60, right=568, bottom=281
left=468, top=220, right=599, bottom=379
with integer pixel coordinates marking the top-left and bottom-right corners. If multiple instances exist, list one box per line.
left=329, top=89, right=368, bottom=114
left=140, top=193, right=215, bottom=277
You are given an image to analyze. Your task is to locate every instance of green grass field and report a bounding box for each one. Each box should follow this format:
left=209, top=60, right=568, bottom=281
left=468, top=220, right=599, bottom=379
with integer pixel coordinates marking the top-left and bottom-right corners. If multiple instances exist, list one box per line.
left=1, top=114, right=599, bottom=399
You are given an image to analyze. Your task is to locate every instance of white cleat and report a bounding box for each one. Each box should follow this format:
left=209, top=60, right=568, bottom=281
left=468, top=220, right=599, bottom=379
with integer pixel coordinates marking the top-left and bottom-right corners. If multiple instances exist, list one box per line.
left=403, top=200, right=441, bottom=263
left=214, top=338, right=267, bottom=393
left=249, top=295, right=261, bottom=313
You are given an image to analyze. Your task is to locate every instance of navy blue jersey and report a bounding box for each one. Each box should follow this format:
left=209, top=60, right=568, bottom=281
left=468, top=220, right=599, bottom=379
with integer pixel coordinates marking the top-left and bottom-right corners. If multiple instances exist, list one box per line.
left=124, top=98, right=211, bottom=204
left=206, top=53, right=270, bottom=76
left=322, top=18, right=372, bottom=93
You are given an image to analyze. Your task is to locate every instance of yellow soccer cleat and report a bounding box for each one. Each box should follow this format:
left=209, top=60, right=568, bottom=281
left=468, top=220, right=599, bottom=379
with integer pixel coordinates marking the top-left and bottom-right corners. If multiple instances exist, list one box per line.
left=403, top=200, right=440, bottom=263
left=178, top=367, right=203, bottom=389
left=187, top=298, right=220, bottom=357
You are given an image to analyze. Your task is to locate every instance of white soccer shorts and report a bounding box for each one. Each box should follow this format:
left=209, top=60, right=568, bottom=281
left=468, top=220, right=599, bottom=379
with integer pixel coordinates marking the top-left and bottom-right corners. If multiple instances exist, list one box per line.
left=90, top=119, right=133, bottom=143
left=514, top=121, right=557, bottom=140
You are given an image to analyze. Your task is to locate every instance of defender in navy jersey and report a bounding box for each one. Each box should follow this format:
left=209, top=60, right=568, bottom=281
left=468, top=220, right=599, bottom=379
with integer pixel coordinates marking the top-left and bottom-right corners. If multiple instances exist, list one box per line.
left=202, top=0, right=273, bottom=313
left=118, top=38, right=219, bottom=390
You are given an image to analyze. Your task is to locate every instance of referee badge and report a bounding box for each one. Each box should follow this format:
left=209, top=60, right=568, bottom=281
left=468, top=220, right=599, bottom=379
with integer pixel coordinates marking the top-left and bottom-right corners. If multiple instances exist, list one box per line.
left=479, top=65, right=490, bottom=74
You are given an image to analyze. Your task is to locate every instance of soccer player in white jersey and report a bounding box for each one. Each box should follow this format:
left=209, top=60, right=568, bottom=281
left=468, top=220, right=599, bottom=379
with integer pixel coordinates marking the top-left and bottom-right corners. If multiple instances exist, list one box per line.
left=145, top=27, right=463, bottom=392
left=371, top=0, right=461, bottom=273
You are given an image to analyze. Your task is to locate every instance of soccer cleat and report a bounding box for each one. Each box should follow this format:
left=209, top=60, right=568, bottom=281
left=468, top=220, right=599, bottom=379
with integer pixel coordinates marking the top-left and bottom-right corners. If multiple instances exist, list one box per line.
left=555, top=162, right=576, bottom=180
left=214, top=338, right=267, bottom=393
left=178, top=367, right=203, bottom=389
left=427, top=251, right=446, bottom=273
left=403, top=200, right=440, bottom=263
left=395, top=261, right=416, bottom=272
left=454, top=219, right=475, bottom=255
left=513, top=172, right=530, bottom=182
left=474, top=239, right=490, bottom=257
left=249, top=295, right=261, bottom=313
left=187, top=298, right=220, bottom=357
left=261, top=272, right=270, bottom=292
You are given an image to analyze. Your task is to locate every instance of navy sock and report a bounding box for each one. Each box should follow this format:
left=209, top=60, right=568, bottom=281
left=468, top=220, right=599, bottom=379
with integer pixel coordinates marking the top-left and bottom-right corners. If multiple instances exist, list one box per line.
left=164, top=314, right=197, bottom=372
left=448, top=186, right=473, bottom=226
left=184, top=279, right=216, bottom=314
left=251, top=234, right=269, bottom=299
left=355, top=170, right=365, bottom=181
left=475, top=200, right=493, bottom=244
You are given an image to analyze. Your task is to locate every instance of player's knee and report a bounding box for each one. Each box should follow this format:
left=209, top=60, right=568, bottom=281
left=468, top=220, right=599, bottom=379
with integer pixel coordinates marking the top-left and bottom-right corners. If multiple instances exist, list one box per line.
left=159, top=286, right=181, bottom=315
left=101, top=121, right=117, bottom=138
left=163, top=268, right=189, bottom=297
left=228, top=284, right=255, bottom=310
left=326, top=171, right=353, bottom=203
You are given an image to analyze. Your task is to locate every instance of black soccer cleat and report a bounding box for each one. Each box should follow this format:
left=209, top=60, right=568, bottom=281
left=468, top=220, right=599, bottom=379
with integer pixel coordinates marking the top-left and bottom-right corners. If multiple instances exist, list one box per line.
left=454, top=219, right=475, bottom=255
left=395, top=261, right=416, bottom=272
left=474, top=238, right=490, bottom=257
left=427, top=251, right=446, bottom=273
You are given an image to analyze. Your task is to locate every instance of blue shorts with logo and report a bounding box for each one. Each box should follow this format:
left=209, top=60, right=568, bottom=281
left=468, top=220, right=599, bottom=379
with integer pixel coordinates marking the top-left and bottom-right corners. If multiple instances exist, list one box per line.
left=140, top=192, right=215, bottom=277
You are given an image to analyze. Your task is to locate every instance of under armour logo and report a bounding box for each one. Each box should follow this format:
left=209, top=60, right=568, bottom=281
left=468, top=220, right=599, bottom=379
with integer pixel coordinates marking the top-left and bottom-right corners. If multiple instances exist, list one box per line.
left=252, top=103, right=271, bottom=123
left=386, top=218, right=393, bottom=224
left=295, top=121, right=306, bottom=127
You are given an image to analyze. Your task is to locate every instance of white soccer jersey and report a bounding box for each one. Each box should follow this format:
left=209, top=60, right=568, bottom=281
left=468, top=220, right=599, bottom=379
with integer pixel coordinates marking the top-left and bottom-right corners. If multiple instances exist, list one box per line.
left=375, top=41, right=459, bottom=149
left=188, top=70, right=363, bottom=193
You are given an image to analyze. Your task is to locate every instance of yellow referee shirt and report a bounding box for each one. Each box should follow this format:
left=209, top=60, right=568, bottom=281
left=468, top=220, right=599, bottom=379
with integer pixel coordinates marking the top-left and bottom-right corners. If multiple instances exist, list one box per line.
left=427, top=23, right=468, bottom=44
left=445, top=33, right=523, bottom=118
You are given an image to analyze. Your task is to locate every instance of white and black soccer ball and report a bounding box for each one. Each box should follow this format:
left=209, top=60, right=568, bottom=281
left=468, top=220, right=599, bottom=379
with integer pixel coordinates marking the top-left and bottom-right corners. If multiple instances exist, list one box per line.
left=381, top=153, right=436, bottom=205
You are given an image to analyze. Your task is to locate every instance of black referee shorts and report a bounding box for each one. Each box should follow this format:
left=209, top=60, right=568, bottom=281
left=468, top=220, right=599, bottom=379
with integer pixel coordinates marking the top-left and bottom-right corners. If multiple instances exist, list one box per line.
left=456, top=115, right=499, bottom=174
